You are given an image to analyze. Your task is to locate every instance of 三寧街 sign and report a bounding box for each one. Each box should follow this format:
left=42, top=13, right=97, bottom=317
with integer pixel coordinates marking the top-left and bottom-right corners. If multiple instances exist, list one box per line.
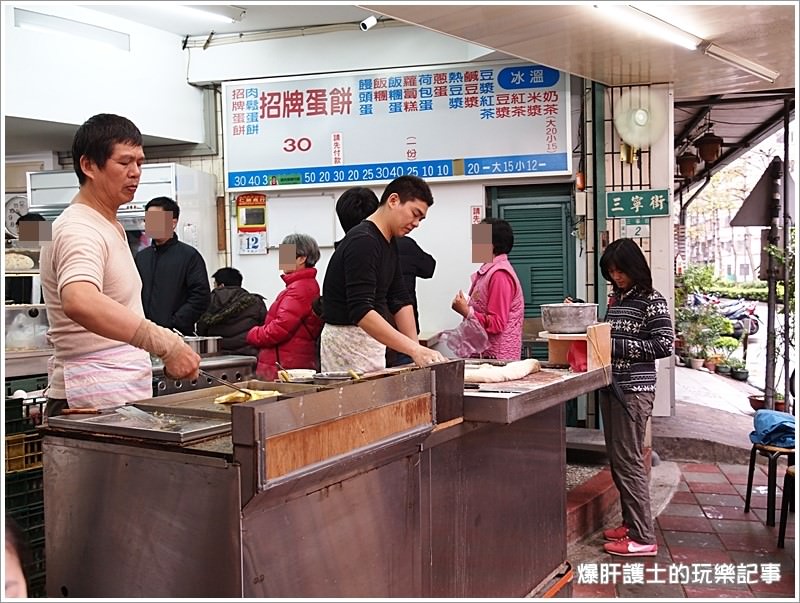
left=606, top=189, right=670, bottom=218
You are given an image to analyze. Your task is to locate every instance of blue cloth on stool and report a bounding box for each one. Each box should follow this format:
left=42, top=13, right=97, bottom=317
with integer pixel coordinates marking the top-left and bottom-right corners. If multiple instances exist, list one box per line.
left=749, top=409, right=796, bottom=449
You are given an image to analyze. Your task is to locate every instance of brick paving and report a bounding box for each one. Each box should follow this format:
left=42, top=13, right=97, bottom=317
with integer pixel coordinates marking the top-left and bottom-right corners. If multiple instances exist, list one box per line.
left=571, top=461, right=796, bottom=598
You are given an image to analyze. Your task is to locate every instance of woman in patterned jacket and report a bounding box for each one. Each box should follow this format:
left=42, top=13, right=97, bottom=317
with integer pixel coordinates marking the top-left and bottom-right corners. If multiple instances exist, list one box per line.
left=596, top=238, right=674, bottom=558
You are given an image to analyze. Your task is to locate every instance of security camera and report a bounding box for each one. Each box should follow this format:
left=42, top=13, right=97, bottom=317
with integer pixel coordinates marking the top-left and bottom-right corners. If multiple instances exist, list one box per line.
left=360, top=15, right=378, bottom=31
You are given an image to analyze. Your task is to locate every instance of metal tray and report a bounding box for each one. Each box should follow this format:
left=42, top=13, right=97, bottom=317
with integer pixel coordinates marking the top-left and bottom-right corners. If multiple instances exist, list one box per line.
left=313, top=371, right=360, bottom=383
left=47, top=405, right=232, bottom=444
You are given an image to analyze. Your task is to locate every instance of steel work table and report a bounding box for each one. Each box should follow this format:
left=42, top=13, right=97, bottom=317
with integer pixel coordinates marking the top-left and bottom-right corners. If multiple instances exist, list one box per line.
left=42, top=354, right=609, bottom=597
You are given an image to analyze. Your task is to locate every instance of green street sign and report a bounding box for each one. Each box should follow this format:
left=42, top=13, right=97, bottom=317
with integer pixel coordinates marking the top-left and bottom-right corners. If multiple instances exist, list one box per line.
left=606, top=189, right=670, bottom=218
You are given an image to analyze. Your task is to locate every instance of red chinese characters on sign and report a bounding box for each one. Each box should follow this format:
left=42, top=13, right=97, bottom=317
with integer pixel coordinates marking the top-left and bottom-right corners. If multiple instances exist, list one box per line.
left=242, top=87, right=355, bottom=121
left=471, top=205, right=484, bottom=225
left=229, top=85, right=355, bottom=135
left=230, top=87, right=261, bottom=136
left=331, top=133, right=343, bottom=165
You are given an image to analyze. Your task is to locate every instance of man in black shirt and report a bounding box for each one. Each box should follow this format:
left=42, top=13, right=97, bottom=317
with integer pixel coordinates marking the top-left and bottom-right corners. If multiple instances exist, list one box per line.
left=321, top=176, right=446, bottom=372
left=387, top=236, right=436, bottom=367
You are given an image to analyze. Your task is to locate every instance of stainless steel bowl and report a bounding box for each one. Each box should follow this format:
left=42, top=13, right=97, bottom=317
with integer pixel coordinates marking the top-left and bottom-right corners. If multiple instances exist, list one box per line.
left=183, top=336, right=222, bottom=355
left=540, top=303, right=598, bottom=334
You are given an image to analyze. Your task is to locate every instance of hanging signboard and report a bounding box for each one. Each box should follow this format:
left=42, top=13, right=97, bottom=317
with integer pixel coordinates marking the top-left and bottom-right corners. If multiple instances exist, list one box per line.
left=222, top=61, right=571, bottom=191
left=236, top=193, right=267, bottom=255
left=605, top=189, right=670, bottom=218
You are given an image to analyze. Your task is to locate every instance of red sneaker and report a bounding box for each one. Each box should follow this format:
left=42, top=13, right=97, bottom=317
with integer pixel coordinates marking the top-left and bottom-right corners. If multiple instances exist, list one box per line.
left=602, top=524, right=629, bottom=541
left=604, top=536, right=658, bottom=557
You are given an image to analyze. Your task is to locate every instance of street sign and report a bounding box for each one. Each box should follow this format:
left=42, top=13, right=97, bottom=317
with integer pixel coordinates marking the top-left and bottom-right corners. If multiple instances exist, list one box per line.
left=622, top=217, right=651, bottom=238
left=606, top=189, right=670, bottom=218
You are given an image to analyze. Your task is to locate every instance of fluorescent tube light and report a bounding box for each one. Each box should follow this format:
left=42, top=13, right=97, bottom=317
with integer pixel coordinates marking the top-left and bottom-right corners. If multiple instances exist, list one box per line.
left=593, top=4, right=701, bottom=50
left=154, top=5, right=246, bottom=24
left=701, top=42, right=779, bottom=83
left=14, top=8, right=130, bottom=51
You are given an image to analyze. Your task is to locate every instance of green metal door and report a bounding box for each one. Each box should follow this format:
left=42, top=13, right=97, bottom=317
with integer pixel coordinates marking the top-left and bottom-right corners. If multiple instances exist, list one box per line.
left=490, top=186, right=575, bottom=318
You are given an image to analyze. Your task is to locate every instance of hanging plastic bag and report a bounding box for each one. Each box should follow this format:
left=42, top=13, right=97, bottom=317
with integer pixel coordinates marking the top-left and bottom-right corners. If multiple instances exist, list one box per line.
left=438, top=313, right=490, bottom=358
left=567, top=341, right=588, bottom=372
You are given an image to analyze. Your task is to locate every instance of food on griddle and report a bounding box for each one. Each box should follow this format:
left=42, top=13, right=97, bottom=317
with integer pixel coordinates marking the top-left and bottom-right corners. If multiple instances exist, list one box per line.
left=213, top=389, right=280, bottom=404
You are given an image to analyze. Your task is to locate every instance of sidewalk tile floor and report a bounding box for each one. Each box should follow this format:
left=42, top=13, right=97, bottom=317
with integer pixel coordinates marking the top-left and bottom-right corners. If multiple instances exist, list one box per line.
left=572, top=461, right=796, bottom=598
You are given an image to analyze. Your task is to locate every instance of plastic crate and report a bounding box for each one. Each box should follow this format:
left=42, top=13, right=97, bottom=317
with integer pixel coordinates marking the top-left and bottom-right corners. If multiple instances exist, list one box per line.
left=4, top=459, right=47, bottom=598
left=5, top=392, right=47, bottom=435
left=24, top=541, right=46, bottom=598
left=4, top=467, right=44, bottom=511
left=5, top=432, right=43, bottom=472
left=5, top=374, right=49, bottom=398
left=8, top=502, right=45, bottom=545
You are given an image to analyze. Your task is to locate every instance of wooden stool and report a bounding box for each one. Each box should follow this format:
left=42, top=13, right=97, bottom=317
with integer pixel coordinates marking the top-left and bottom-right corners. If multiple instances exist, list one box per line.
left=778, top=466, right=795, bottom=548
left=745, top=443, right=795, bottom=527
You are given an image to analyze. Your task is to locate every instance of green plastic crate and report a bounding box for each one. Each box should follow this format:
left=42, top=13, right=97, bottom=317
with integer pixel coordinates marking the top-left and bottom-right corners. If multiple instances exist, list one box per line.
left=4, top=467, right=44, bottom=511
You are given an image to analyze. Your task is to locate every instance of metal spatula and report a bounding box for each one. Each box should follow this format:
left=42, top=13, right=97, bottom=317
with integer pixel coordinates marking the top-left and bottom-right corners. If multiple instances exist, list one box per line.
left=199, top=369, right=252, bottom=401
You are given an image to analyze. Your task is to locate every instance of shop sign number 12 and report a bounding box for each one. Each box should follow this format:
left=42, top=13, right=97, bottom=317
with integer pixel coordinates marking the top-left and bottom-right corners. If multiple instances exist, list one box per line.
left=239, top=232, right=266, bottom=254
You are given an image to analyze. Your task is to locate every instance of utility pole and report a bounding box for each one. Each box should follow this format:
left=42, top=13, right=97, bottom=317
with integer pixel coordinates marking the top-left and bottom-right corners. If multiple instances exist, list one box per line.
left=764, top=156, right=782, bottom=409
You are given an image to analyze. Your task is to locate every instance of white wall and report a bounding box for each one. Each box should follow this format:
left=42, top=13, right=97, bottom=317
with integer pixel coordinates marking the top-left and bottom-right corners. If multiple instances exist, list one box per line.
left=2, top=3, right=207, bottom=144
left=230, top=180, right=510, bottom=336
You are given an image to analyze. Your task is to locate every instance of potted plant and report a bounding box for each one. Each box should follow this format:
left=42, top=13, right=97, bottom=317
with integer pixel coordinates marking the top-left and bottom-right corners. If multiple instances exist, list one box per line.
left=711, top=336, right=740, bottom=375
left=748, top=392, right=786, bottom=412
left=703, top=353, right=723, bottom=372
left=675, top=306, right=730, bottom=370
left=715, top=362, right=732, bottom=376
left=727, top=358, right=749, bottom=381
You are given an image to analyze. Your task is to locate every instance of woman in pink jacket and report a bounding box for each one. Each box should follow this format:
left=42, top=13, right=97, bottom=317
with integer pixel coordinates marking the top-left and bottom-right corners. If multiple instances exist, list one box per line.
left=246, top=233, right=322, bottom=380
left=451, top=218, right=524, bottom=360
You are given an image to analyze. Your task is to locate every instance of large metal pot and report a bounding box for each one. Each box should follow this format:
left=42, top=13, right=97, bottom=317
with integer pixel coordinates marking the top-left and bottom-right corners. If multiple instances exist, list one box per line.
left=183, top=336, right=222, bottom=355
left=540, top=303, right=598, bottom=334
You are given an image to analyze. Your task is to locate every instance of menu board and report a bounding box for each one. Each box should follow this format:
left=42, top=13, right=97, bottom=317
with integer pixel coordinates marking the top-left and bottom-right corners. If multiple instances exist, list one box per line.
left=222, top=60, right=570, bottom=191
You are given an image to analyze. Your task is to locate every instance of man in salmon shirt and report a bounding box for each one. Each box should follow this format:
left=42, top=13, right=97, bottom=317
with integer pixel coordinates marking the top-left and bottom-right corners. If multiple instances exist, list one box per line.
left=40, top=113, right=200, bottom=416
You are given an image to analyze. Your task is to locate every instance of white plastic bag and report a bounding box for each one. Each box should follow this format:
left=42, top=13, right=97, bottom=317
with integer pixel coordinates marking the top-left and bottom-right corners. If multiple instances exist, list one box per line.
left=438, top=313, right=490, bottom=358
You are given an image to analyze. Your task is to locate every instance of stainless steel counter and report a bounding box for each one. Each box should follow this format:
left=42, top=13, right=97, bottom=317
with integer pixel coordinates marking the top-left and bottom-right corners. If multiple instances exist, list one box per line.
left=463, top=366, right=610, bottom=423
left=42, top=360, right=604, bottom=598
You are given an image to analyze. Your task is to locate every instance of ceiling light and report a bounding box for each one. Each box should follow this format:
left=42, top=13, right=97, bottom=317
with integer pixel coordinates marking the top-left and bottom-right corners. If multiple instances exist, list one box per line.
left=701, top=42, right=779, bottom=83
left=592, top=4, right=701, bottom=50
left=154, top=5, right=246, bottom=24
left=14, top=8, right=130, bottom=51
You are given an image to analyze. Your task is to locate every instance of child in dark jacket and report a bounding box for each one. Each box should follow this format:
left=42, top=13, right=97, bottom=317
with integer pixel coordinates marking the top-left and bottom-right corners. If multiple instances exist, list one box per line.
left=196, top=267, right=266, bottom=356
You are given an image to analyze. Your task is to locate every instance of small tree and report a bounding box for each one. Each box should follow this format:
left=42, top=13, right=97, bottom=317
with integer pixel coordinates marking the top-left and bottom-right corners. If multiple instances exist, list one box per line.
left=676, top=305, right=730, bottom=359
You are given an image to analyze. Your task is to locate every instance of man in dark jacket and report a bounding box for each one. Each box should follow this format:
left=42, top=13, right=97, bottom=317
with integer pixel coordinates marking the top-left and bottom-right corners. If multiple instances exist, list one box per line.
left=196, top=267, right=266, bottom=356
left=135, top=196, right=210, bottom=335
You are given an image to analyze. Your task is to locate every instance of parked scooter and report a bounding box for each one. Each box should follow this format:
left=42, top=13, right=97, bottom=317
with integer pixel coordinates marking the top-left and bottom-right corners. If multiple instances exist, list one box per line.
left=715, top=298, right=760, bottom=337
left=686, top=291, right=760, bottom=338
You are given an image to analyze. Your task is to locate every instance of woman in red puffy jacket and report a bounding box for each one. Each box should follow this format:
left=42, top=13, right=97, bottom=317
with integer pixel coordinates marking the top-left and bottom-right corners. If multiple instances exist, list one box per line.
left=246, top=233, right=322, bottom=380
